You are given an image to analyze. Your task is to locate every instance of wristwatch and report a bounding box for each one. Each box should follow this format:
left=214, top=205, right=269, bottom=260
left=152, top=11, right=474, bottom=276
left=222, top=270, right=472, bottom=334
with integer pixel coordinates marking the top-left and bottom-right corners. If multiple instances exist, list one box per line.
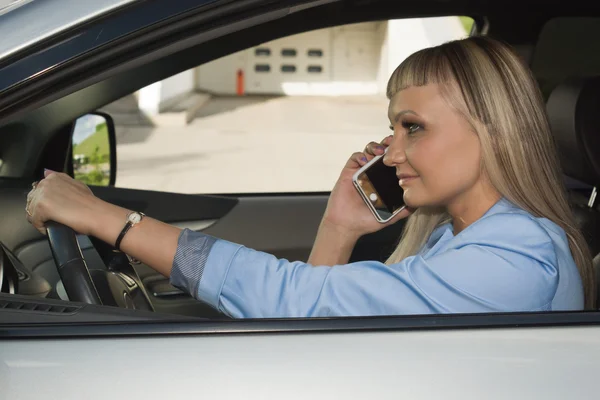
left=115, top=211, right=145, bottom=251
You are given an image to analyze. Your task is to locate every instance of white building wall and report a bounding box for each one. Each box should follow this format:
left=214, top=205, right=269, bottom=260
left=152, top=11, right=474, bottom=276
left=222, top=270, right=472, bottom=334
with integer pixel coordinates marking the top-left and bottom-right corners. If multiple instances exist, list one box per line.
left=159, top=70, right=194, bottom=109
left=196, top=51, right=247, bottom=94
left=376, top=22, right=390, bottom=95
left=137, top=70, right=195, bottom=115
left=138, top=17, right=468, bottom=114
left=331, top=22, right=383, bottom=81
left=422, top=16, right=466, bottom=47
left=137, top=82, right=161, bottom=115
left=378, top=17, right=466, bottom=93
left=243, top=27, right=333, bottom=95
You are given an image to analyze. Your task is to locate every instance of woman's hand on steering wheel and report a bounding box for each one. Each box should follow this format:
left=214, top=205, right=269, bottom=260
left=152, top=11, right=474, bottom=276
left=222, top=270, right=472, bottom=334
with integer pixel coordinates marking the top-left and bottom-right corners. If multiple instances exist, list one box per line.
left=26, top=169, right=100, bottom=236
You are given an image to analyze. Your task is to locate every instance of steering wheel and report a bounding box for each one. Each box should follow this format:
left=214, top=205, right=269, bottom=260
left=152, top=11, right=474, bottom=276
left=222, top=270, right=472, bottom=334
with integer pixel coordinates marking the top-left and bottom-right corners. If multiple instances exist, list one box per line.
left=46, top=221, right=102, bottom=304
left=46, top=221, right=153, bottom=310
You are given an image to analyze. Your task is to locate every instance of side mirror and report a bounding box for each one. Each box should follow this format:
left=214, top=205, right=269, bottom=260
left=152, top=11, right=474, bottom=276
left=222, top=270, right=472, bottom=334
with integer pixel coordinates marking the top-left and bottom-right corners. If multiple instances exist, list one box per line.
left=70, top=112, right=117, bottom=186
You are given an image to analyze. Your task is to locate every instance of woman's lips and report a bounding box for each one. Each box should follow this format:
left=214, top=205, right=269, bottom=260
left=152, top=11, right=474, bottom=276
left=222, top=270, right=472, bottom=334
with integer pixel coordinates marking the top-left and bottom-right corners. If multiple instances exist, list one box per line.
left=398, top=176, right=418, bottom=186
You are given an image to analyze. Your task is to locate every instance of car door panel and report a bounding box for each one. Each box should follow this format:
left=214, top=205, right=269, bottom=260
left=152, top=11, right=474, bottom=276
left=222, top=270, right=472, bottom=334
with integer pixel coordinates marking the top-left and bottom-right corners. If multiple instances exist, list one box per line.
left=0, top=179, right=238, bottom=248
left=116, top=190, right=405, bottom=316
left=2, top=325, right=600, bottom=400
left=0, top=180, right=406, bottom=317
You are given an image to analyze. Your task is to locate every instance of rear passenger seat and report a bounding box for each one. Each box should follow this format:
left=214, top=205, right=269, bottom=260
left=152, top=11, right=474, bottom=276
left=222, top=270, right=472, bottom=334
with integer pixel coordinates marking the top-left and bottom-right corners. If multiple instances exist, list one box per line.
left=546, top=76, right=600, bottom=305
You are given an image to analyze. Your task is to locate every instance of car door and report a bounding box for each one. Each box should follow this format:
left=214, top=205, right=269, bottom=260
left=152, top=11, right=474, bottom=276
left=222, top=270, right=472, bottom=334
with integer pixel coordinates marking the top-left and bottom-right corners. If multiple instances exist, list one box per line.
left=2, top=312, right=600, bottom=400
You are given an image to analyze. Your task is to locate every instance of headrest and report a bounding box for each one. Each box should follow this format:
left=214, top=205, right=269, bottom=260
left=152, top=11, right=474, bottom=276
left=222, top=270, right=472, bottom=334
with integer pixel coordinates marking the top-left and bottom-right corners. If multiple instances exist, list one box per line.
left=547, top=76, right=600, bottom=186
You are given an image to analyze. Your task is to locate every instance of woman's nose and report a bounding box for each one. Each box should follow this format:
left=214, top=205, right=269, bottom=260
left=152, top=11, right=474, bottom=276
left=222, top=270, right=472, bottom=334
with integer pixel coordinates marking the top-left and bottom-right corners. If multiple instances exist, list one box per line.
left=383, top=136, right=406, bottom=166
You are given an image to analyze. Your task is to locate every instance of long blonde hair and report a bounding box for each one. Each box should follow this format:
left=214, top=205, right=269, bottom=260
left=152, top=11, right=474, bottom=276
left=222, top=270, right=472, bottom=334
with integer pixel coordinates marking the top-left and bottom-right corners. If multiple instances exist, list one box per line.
left=384, top=36, right=596, bottom=309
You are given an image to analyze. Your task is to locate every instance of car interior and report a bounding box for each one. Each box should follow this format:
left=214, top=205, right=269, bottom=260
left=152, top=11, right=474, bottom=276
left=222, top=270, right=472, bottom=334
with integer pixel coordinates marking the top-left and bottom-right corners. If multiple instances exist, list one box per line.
left=1, top=0, right=600, bottom=323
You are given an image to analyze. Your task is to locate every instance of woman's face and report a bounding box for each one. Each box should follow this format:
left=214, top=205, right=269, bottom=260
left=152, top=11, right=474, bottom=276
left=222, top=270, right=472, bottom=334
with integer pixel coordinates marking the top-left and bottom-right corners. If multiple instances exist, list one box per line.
left=384, top=84, right=487, bottom=210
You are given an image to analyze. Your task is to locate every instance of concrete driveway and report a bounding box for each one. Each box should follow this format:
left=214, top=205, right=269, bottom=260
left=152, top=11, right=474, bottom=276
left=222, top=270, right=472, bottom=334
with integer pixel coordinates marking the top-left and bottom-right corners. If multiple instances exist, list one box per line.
left=114, top=95, right=390, bottom=194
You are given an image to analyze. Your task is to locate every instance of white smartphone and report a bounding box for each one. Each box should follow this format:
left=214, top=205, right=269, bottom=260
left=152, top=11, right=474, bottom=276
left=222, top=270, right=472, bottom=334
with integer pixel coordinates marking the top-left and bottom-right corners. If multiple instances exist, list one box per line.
left=351, top=151, right=406, bottom=223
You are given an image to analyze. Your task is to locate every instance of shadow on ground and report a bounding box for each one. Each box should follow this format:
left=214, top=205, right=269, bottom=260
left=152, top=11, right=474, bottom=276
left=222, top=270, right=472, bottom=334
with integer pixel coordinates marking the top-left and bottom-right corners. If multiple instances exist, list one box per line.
left=192, top=95, right=281, bottom=119
left=101, top=93, right=282, bottom=145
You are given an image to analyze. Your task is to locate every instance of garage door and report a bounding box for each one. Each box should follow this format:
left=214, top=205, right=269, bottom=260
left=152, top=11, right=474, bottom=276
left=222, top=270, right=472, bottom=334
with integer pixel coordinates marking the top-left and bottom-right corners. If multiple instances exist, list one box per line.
left=245, top=28, right=332, bottom=95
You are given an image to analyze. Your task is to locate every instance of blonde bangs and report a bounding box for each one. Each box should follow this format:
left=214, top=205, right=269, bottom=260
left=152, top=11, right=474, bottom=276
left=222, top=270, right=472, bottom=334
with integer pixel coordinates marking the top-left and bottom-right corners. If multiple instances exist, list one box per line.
left=386, top=47, right=456, bottom=99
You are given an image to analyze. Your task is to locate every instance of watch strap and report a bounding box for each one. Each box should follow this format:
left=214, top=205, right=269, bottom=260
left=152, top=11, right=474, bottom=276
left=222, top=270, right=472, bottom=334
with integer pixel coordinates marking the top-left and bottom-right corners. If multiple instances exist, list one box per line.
left=115, top=221, right=133, bottom=251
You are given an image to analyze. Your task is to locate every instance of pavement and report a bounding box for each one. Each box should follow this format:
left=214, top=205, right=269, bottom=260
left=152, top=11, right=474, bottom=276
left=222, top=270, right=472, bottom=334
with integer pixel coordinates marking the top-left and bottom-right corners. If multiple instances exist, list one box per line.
left=112, top=95, right=390, bottom=194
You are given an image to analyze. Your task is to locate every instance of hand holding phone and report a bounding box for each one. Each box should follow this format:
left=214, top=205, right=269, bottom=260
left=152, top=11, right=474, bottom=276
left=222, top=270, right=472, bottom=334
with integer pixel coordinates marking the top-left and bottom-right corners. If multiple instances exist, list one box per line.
left=352, top=148, right=406, bottom=223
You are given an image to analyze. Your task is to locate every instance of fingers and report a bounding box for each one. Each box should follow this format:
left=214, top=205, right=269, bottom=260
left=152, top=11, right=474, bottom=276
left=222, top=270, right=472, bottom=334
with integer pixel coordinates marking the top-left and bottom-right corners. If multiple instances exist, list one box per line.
left=349, top=152, right=369, bottom=168
left=364, top=135, right=394, bottom=156
left=46, top=170, right=92, bottom=195
left=364, top=141, right=386, bottom=156
left=381, top=135, right=393, bottom=146
left=24, top=171, right=65, bottom=235
left=349, top=135, right=395, bottom=169
left=26, top=186, right=47, bottom=235
left=25, top=181, right=36, bottom=220
left=25, top=170, right=96, bottom=236
left=385, top=206, right=415, bottom=226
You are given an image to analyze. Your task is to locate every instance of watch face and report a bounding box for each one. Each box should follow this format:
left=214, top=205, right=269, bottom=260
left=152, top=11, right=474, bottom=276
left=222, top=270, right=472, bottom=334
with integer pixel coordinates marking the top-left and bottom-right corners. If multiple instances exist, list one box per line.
left=129, top=212, right=142, bottom=224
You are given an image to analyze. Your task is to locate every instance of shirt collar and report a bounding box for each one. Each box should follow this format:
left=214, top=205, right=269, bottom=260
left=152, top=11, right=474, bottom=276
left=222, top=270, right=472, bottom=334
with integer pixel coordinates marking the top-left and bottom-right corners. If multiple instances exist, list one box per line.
left=444, top=197, right=517, bottom=238
left=422, top=197, right=520, bottom=257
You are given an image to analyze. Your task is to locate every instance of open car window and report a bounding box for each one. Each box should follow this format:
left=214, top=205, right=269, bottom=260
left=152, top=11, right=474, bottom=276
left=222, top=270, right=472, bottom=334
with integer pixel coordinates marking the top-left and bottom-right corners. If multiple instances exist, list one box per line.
left=89, top=17, right=473, bottom=194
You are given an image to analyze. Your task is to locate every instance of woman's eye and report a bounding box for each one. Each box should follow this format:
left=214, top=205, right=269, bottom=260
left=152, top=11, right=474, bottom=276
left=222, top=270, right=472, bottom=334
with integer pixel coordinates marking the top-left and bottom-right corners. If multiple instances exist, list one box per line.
left=401, top=121, right=422, bottom=134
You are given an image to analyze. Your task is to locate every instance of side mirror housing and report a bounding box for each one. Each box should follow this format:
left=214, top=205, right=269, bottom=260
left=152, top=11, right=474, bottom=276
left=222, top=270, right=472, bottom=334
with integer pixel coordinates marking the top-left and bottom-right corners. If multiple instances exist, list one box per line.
left=70, top=112, right=117, bottom=186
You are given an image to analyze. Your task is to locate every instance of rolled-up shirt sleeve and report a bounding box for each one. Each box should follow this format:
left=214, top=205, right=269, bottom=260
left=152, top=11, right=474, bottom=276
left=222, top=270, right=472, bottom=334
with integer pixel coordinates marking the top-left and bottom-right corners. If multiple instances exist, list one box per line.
left=170, top=213, right=561, bottom=318
left=169, top=229, right=217, bottom=299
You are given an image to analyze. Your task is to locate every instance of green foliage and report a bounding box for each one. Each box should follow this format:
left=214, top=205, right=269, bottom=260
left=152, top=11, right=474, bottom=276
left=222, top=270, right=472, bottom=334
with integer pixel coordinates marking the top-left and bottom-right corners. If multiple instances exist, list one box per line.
left=73, top=124, right=111, bottom=186
left=75, top=170, right=109, bottom=186
left=459, top=16, right=474, bottom=34
left=73, top=123, right=109, bottom=159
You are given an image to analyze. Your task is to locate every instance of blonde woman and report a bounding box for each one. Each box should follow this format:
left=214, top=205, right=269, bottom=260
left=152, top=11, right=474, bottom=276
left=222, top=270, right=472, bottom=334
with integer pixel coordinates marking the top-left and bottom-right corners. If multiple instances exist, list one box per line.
left=25, top=36, right=595, bottom=316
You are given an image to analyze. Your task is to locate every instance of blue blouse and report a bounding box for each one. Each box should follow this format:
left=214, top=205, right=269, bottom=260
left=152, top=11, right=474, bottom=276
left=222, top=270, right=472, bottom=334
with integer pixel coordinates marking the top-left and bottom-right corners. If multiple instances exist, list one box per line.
left=169, top=198, right=584, bottom=318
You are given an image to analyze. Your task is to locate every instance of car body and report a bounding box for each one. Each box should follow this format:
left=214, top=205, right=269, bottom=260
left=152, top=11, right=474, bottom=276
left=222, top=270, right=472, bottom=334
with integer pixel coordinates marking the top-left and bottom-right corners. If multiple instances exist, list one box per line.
left=1, top=0, right=600, bottom=398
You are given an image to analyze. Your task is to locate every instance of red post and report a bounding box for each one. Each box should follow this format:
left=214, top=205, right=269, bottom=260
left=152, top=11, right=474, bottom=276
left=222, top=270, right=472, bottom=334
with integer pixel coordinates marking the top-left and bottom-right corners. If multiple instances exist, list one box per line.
left=236, top=69, right=245, bottom=96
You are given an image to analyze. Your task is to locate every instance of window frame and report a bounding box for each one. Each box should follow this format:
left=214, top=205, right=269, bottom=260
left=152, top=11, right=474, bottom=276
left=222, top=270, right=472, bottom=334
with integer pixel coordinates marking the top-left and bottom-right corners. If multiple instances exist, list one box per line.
left=2, top=310, right=600, bottom=339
